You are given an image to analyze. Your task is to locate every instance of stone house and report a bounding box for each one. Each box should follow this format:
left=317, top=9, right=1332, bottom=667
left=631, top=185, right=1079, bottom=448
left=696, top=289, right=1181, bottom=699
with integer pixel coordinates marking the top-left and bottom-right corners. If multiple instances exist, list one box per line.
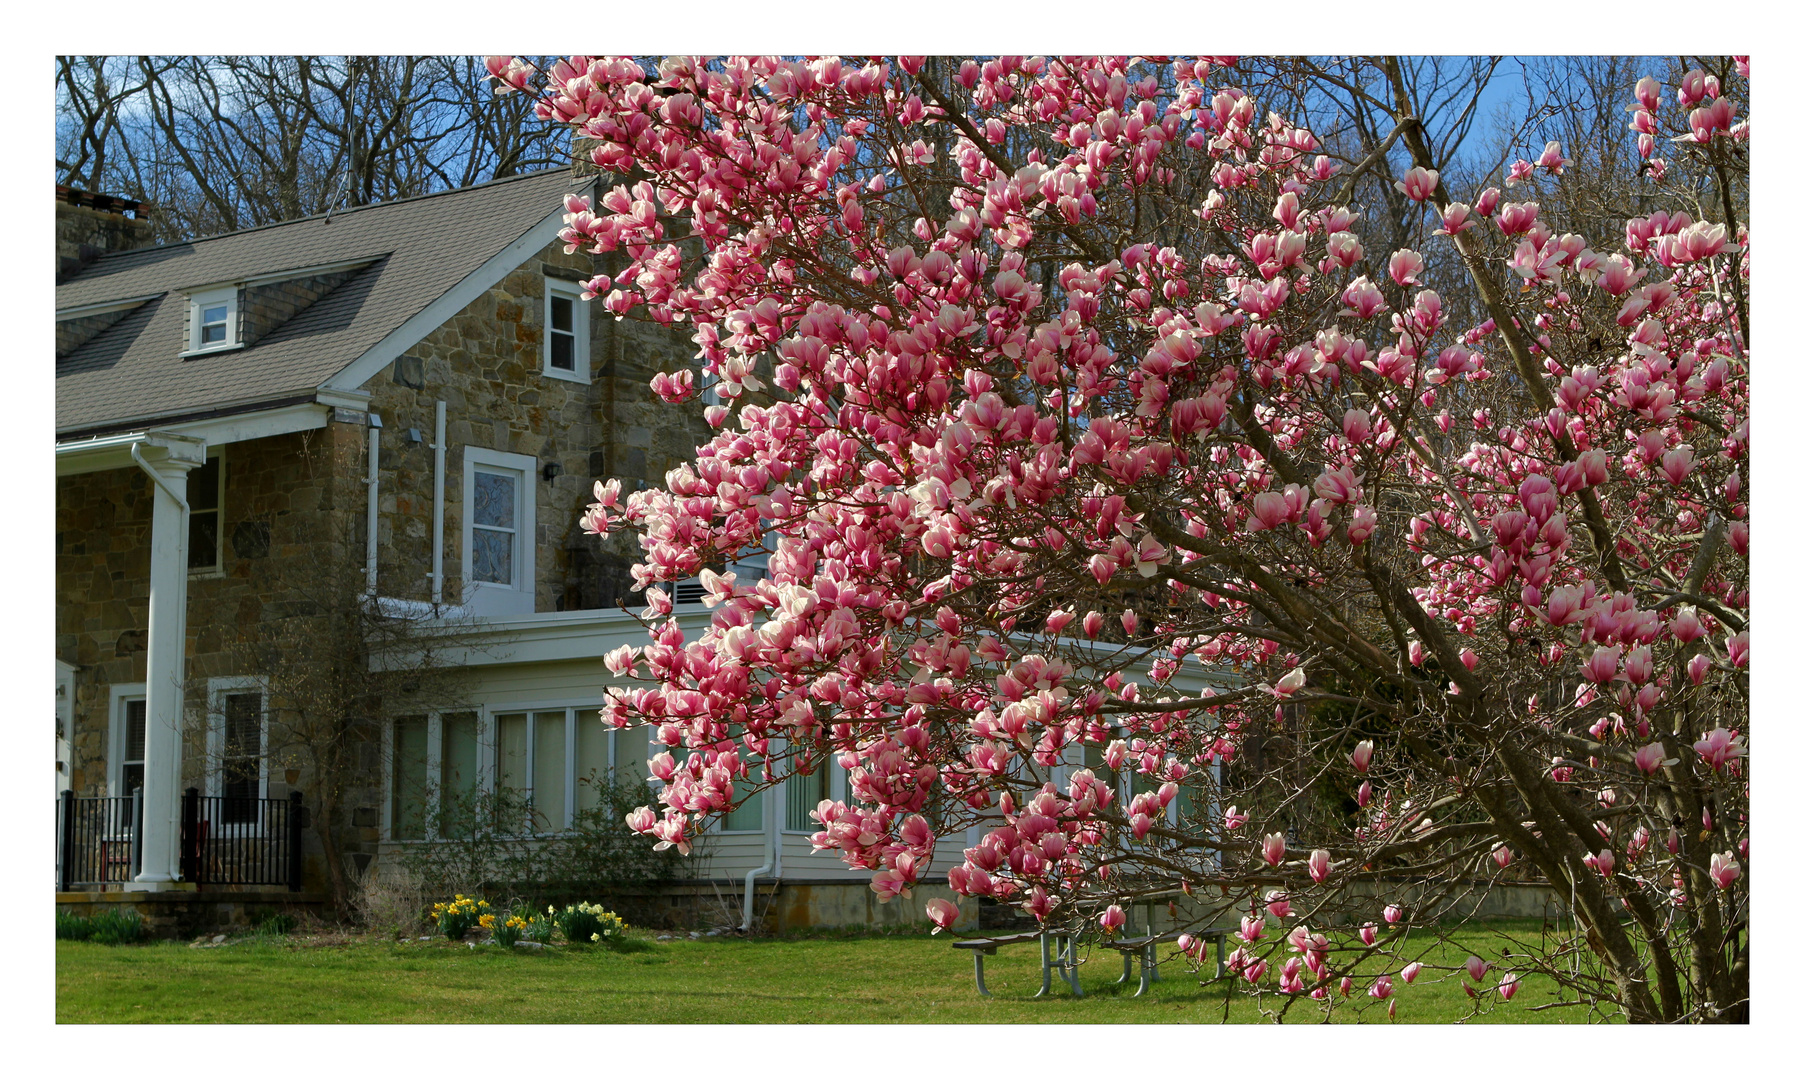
left=54, top=169, right=986, bottom=931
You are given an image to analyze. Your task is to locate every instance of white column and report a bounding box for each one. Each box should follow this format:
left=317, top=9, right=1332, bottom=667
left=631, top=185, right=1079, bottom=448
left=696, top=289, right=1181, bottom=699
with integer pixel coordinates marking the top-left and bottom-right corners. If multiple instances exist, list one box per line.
left=129, top=437, right=205, bottom=889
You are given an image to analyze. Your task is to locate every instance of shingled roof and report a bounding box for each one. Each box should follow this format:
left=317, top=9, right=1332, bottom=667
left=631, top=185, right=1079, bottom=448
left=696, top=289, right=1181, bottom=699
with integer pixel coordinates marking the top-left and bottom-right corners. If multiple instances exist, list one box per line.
left=55, top=167, right=586, bottom=439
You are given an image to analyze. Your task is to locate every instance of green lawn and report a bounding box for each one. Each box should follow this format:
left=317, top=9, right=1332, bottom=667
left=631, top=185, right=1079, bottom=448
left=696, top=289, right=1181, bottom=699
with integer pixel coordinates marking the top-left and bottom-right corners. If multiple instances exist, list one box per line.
left=57, top=920, right=1602, bottom=1024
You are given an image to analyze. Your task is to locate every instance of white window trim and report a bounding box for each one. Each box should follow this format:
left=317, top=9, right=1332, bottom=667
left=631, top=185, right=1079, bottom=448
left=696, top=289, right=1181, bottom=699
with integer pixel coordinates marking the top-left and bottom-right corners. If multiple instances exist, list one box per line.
left=543, top=276, right=589, bottom=383
left=188, top=448, right=226, bottom=579
left=183, top=286, right=240, bottom=356
left=461, top=446, right=537, bottom=617
left=206, top=676, right=269, bottom=834
left=107, top=683, right=147, bottom=800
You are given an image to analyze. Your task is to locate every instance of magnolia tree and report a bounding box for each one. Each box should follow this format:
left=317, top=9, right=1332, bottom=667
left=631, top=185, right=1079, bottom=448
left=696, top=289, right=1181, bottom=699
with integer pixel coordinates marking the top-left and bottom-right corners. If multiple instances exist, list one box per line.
left=491, top=54, right=1749, bottom=1023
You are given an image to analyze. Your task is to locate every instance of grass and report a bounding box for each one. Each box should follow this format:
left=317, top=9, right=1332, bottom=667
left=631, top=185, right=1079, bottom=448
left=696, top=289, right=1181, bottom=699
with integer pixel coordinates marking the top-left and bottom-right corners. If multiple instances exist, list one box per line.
left=56, top=919, right=1604, bottom=1024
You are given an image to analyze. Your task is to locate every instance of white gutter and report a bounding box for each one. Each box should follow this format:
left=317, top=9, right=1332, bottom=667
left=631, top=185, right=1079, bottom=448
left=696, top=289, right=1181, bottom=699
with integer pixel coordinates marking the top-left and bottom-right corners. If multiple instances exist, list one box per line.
left=431, top=400, right=446, bottom=605
left=363, top=414, right=382, bottom=595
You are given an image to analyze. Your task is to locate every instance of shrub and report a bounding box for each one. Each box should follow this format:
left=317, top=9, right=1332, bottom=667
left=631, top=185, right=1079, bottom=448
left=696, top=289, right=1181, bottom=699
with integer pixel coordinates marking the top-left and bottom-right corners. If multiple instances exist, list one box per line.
left=257, top=913, right=298, bottom=936
left=351, top=861, right=429, bottom=939
left=429, top=895, right=491, bottom=941
left=397, top=778, right=697, bottom=903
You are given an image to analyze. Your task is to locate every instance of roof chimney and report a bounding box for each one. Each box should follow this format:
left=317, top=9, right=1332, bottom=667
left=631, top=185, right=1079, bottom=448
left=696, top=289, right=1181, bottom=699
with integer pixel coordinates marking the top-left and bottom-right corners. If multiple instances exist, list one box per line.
left=56, top=185, right=158, bottom=283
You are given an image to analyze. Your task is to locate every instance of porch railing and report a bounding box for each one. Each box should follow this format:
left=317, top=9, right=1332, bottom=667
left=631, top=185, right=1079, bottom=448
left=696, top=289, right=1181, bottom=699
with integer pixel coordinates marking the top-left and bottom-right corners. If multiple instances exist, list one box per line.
left=55, top=789, right=141, bottom=890
left=55, top=789, right=303, bottom=892
left=180, top=789, right=304, bottom=891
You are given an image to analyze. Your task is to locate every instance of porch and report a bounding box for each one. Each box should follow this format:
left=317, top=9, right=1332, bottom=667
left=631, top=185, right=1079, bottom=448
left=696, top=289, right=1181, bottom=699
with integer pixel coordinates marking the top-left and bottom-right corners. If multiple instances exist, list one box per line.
left=56, top=787, right=305, bottom=893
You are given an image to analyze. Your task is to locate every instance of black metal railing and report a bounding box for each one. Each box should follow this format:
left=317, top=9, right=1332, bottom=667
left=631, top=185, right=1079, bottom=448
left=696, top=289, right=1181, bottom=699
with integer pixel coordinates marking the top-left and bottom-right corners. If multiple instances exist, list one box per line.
left=56, top=789, right=142, bottom=890
left=56, top=788, right=303, bottom=892
left=180, top=789, right=304, bottom=891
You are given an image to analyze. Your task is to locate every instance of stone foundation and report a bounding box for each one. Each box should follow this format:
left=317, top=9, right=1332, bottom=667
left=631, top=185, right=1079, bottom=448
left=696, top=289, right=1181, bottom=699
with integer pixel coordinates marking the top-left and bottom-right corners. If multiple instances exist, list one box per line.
left=56, top=889, right=334, bottom=940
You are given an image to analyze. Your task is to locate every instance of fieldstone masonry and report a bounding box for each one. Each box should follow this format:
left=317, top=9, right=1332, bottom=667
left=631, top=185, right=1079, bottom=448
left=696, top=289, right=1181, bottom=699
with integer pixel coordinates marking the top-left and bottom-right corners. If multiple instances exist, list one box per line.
left=57, top=231, right=713, bottom=895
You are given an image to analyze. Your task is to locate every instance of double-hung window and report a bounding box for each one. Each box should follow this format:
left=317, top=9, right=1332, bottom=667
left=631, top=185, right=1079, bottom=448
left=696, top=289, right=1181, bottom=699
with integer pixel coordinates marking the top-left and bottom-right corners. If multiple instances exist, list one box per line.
left=207, top=678, right=267, bottom=827
left=543, top=277, right=589, bottom=382
left=109, top=685, right=148, bottom=798
left=187, top=452, right=223, bottom=573
left=185, top=286, right=239, bottom=354
left=462, top=447, right=537, bottom=616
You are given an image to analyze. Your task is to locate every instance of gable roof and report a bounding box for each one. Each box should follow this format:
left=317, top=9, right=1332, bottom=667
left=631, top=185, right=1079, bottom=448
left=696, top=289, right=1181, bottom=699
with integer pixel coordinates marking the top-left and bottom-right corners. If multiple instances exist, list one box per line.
left=55, top=167, right=588, bottom=439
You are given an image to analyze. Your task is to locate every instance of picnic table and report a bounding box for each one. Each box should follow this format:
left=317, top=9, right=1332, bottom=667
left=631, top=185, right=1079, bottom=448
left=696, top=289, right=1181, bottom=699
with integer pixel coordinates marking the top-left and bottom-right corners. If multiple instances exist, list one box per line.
left=951, top=923, right=1229, bottom=998
left=951, top=929, right=1085, bottom=997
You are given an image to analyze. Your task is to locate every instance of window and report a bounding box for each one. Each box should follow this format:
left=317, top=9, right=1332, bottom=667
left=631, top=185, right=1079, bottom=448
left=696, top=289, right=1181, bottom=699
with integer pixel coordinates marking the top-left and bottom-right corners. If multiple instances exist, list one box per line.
left=461, top=447, right=537, bottom=616
left=109, top=686, right=148, bottom=798
left=386, top=706, right=647, bottom=841
left=784, top=760, right=832, bottom=833
left=543, top=277, right=589, bottom=382
left=187, top=452, right=223, bottom=573
left=207, top=679, right=266, bottom=825
left=185, top=287, right=239, bottom=354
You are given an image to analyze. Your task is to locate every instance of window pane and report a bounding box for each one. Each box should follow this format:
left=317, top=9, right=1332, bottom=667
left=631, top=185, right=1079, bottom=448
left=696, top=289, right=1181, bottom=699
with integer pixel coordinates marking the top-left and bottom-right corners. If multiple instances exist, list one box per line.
left=724, top=789, right=762, bottom=832
left=188, top=512, right=219, bottom=570
left=549, top=332, right=575, bottom=370
left=613, top=725, right=649, bottom=787
left=495, top=713, right=529, bottom=833
left=124, top=700, right=146, bottom=762
left=786, top=763, right=831, bottom=832
left=200, top=321, right=226, bottom=344
left=189, top=457, right=220, bottom=511
left=473, top=471, right=515, bottom=528
left=224, top=694, right=261, bottom=758
left=202, top=304, right=228, bottom=324
left=391, top=716, right=429, bottom=841
left=576, top=711, right=608, bottom=813
left=440, top=712, right=479, bottom=840
left=533, top=711, right=568, bottom=832
left=472, top=528, right=513, bottom=585
left=551, top=295, right=573, bottom=333
left=121, top=762, right=144, bottom=797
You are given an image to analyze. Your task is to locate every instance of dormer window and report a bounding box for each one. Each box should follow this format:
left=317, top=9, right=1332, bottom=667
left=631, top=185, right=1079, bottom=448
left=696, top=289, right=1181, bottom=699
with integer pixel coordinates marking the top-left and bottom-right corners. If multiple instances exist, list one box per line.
left=186, top=286, right=239, bottom=355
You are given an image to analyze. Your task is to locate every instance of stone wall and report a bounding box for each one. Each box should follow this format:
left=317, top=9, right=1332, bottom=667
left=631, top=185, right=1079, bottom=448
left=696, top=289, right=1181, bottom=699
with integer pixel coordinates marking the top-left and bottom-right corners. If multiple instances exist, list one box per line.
left=55, top=421, right=383, bottom=891
left=360, top=238, right=714, bottom=611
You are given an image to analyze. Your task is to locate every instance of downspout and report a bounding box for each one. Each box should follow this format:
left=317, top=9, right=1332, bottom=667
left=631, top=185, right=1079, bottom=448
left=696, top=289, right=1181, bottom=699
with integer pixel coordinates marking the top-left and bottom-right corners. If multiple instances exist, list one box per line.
left=130, top=443, right=189, bottom=513
left=740, top=767, right=782, bottom=933
left=430, top=400, right=446, bottom=606
left=363, top=415, right=382, bottom=595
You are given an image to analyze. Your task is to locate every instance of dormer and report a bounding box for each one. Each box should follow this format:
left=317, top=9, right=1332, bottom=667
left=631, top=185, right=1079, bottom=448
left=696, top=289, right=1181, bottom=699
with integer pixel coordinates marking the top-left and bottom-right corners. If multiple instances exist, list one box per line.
left=55, top=294, right=160, bottom=359
left=178, top=257, right=382, bottom=359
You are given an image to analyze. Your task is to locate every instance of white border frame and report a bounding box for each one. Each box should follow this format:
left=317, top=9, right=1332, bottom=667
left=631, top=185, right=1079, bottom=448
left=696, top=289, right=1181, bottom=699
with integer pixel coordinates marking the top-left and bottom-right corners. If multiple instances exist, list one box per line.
left=185, top=286, right=240, bottom=355
left=107, top=683, right=147, bottom=798
left=461, top=446, right=537, bottom=616
left=542, top=276, right=590, bottom=383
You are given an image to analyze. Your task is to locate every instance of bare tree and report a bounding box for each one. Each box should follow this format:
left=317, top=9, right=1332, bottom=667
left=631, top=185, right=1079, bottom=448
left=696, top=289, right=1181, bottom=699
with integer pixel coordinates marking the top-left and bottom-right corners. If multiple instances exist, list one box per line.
left=55, top=56, right=569, bottom=243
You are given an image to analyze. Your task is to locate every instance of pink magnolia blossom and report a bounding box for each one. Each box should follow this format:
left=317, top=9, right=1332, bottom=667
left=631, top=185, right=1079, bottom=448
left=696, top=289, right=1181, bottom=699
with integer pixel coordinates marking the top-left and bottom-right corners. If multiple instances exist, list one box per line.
left=924, top=897, right=960, bottom=933
left=1709, top=853, right=1741, bottom=891
left=1262, top=832, right=1287, bottom=867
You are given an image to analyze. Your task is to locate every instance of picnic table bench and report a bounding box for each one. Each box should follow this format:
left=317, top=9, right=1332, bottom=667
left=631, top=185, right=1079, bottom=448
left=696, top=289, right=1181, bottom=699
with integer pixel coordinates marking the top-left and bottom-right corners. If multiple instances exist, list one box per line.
left=952, top=930, right=1085, bottom=997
